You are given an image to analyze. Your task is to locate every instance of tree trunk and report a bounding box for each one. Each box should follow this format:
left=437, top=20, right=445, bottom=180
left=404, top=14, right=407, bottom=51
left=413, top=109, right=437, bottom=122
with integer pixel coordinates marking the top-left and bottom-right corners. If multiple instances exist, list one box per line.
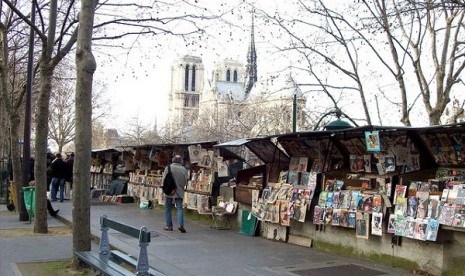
left=72, top=0, right=97, bottom=268
left=33, top=59, right=54, bottom=233
left=9, top=113, right=23, bottom=216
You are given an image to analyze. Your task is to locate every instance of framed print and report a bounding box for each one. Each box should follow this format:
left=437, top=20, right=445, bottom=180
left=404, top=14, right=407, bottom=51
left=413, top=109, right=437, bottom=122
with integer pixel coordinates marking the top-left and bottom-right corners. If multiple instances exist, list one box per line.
left=365, top=131, right=381, bottom=152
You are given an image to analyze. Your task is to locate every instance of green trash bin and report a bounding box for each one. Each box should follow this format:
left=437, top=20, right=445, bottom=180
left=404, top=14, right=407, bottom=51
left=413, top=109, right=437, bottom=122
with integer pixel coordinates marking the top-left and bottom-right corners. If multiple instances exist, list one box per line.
left=22, top=186, right=35, bottom=222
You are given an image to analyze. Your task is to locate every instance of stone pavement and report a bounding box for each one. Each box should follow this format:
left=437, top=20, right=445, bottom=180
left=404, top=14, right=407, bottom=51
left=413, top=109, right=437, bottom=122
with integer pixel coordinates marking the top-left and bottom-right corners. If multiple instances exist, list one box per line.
left=0, top=200, right=415, bottom=276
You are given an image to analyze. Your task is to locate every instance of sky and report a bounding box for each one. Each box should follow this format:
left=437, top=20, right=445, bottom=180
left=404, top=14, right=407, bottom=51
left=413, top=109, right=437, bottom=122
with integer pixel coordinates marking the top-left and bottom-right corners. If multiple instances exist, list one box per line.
left=90, top=0, right=452, bottom=135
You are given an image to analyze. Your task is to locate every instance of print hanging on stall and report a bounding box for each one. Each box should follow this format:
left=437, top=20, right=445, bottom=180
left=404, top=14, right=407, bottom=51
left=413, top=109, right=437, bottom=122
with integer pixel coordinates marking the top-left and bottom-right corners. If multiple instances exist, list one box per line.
left=365, top=131, right=381, bottom=152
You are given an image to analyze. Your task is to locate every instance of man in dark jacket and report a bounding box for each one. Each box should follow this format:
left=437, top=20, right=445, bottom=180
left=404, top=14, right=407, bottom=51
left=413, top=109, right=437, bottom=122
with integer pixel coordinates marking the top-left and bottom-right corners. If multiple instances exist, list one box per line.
left=162, top=155, right=188, bottom=233
left=49, top=153, right=68, bottom=202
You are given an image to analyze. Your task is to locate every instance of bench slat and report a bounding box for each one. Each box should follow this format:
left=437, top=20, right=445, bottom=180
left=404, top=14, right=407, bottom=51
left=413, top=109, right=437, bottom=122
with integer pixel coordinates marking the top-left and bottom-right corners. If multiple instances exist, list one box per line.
left=111, top=250, right=165, bottom=276
left=102, top=217, right=151, bottom=243
left=75, top=251, right=134, bottom=276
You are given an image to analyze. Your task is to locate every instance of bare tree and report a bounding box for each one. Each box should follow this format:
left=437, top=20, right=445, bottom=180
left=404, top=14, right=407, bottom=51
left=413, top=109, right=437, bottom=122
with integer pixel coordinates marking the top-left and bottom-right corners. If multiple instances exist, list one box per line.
left=120, top=116, right=152, bottom=146
left=359, top=0, right=465, bottom=125
left=3, top=0, right=228, bottom=234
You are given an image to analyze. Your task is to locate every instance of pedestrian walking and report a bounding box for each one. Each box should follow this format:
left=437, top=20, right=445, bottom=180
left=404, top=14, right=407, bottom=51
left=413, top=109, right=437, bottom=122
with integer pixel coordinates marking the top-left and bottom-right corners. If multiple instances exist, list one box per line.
left=48, top=153, right=68, bottom=202
left=162, top=155, right=188, bottom=233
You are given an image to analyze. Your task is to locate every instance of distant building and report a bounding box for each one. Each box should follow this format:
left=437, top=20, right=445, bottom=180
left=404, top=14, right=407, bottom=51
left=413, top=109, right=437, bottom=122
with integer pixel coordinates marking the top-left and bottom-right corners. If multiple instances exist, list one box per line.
left=167, top=15, right=306, bottom=140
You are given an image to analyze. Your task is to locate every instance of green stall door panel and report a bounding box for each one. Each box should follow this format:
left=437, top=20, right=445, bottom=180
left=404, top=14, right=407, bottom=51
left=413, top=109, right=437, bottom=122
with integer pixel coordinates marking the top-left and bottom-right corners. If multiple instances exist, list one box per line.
left=239, top=210, right=257, bottom=236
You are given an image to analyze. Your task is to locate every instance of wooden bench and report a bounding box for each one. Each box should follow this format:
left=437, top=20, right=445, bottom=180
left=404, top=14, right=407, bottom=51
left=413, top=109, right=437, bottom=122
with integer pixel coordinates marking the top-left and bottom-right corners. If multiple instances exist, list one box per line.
left=75, top=215, right=163, bottom=276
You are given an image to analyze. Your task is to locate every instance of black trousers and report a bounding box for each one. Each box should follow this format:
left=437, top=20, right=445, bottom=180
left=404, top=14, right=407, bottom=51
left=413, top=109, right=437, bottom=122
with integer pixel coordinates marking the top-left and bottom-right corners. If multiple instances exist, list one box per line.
left=47, top=199, right=55, bottom=215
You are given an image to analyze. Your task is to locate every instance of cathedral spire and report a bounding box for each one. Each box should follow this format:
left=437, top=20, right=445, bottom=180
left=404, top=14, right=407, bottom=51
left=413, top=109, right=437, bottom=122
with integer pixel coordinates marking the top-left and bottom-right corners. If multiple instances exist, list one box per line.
left=245, top=11, right=257, bottom=95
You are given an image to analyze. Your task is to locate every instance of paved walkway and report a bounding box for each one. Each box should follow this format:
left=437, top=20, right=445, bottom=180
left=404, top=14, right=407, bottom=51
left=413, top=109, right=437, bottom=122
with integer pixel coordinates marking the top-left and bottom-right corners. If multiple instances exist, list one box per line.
left=0, top=200, right=414, bottom=276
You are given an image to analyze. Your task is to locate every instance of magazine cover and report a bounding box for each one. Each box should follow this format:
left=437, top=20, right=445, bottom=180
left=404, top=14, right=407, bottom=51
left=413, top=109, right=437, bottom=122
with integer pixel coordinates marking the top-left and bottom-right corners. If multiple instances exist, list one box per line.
left=364, top=155, right=372, bottom=173
left=452, top=205, right=465, bottom=228
left=456, top=188, right=465, bottom=205
left=394, top=185, right=407, bottom=205
left=395, top=196, right=407, bottom=217
left=332, top=191, right=341, bottom=208
left=404, top=217, right=416, bottom=238
left=384, top=155, right=396, bottom=172
left=310, top=159, right=322, bottom=173
left=340, top=209, right=349, bottom=227
left=326, top=192, right=334, bottom=208
left=324, top=207, right=333, bottom=225
left=300, top=172, right=310, bottom=186
left=350, top=191, right=360, bottom=211
left=356, top=193, right=365, bottom=212
left=287, top=171, right=300, bottom=185
left=441, top=189, right=450, bottom=202
left=406, top=196, right=418, bottom=218
left=448, top=189, right=458, bottom=204
left=313, top=205, right=323, bottom=225
left=187, top=144, right=202, bottom=164
left=365, top=130, right=381, bottom=152
left=279, top=200, right=290, bottom=226
left=298, top=157, right=309, bottom=172
left=395, top=215, right=407, bottom=236
left=308, top=172, right=317, bottom=188
left=427, top=195, right=440, bottom=220
left=371, top=212, right=383, bottom=236
left=332, top=209, right=341, bottom=226
left=387, top=213, right=396, bottom=234
left=372, top=194, right=382, bottom=213
left=289, top=156, right=300, bottom=172
left=340, top=190, right=352, bottom=209
left=356, top=212, right=370, bottom=239
left=362, top=194, right=373, bottom=213
left=438, top=203, right=456, bottom=226
left=413, top=218, right=427, bottom=241
left=348, top=211, right=357, bottom=228
left=425, top=219, right=440, bottom=241
left=416, top=191, right=430, bottom=219
left=318, top=191, right=328, bottom=207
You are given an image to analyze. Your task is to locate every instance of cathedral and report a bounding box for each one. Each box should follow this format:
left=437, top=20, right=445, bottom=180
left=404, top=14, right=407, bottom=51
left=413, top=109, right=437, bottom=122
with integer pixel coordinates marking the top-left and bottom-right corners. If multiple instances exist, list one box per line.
left=167, top=17, right=306, bottom=141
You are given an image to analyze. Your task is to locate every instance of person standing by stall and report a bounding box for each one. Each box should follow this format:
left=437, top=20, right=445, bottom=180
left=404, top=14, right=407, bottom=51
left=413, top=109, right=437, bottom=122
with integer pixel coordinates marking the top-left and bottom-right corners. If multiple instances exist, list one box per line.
left=64, top=153, right=74, bottom=200
left=162, top=155, right=188, bottom=233
left=49, top=153, right=67, bottom=202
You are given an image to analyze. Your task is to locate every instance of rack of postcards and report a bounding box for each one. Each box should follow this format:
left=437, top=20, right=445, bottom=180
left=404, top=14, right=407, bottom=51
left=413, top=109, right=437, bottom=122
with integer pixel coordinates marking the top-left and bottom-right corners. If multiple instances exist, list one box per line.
left=250, top=156, right=319, bottom=240
left=127, top=169, right=165, bottom=205
left=183, top=145, right=216, bottom=214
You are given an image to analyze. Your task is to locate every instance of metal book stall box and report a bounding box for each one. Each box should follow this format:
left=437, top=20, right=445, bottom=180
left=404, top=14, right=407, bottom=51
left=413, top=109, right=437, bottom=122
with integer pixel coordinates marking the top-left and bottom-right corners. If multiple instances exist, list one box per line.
left=271, top=123, right=465, bottom=275
left=90, top=148, right=132, bottom=202
left=214, top=137, right=290, bottom=235
left=125, top=141, right=242, bottom=213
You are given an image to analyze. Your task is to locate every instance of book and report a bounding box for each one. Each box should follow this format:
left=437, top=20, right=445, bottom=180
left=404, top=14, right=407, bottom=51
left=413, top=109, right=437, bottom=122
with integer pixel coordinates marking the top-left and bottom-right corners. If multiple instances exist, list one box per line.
left=438, top=203, right=456, bottom=225
left=394, top=185, right=407, bottom=204
left=324, top=207, right=333, bottom=225
left=456, top=188, right=465, bottom=205
left=362, top=194, right=373, bottom=213
left=404, top=216, right=416, bottom=238
left=332, top=191, right=341, bottom=208
left=395, top=215, right=407, bottom=236
left=340, top=190, right=352, bottom=209
left=300, top=172, right=310, bottom=186
left=416, top=191, right=430, bottom=219
left=452, top=205, right=465, bottom=228
left=349, top=191, right=360, bottom=211
left=425, top=219, right=440, bottom=241
left=326, top=192, right=334, bottom=208
left=413, top=218, right=428, bottom=241
left=347, top=211, right=357, bottom=228
left=332, top=209, right=341, bottom=226
left=340, top=209, right=349, bottom=227
left=289, top=157, right=300, bottom=172
left=297, top=157, right=309, bottom=172
left=427, top=195, right=440, bottom=220
left=406, top=196, right=418, bottom=218
left=395, top=196, right=407, bottom=217
left=287, top=171, right=300, bottom=185
left=318, top=191, right=328, bottom=207
left=356, top=212, right=369, bottom=239
left=313, top=205, right=324, bottom=225
left=371, top=212, right=383, bottom=236
left=372, top=194, right=383, bottom=213
left=387, top=213, right=396, bottom=234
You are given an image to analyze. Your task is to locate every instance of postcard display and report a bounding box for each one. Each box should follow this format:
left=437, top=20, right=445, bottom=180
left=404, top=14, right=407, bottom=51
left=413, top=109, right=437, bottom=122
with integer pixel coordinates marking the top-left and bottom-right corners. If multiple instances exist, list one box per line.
left=127, top=147, right=166, bottom=205
left=184, top=144, right=217, bottom=214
